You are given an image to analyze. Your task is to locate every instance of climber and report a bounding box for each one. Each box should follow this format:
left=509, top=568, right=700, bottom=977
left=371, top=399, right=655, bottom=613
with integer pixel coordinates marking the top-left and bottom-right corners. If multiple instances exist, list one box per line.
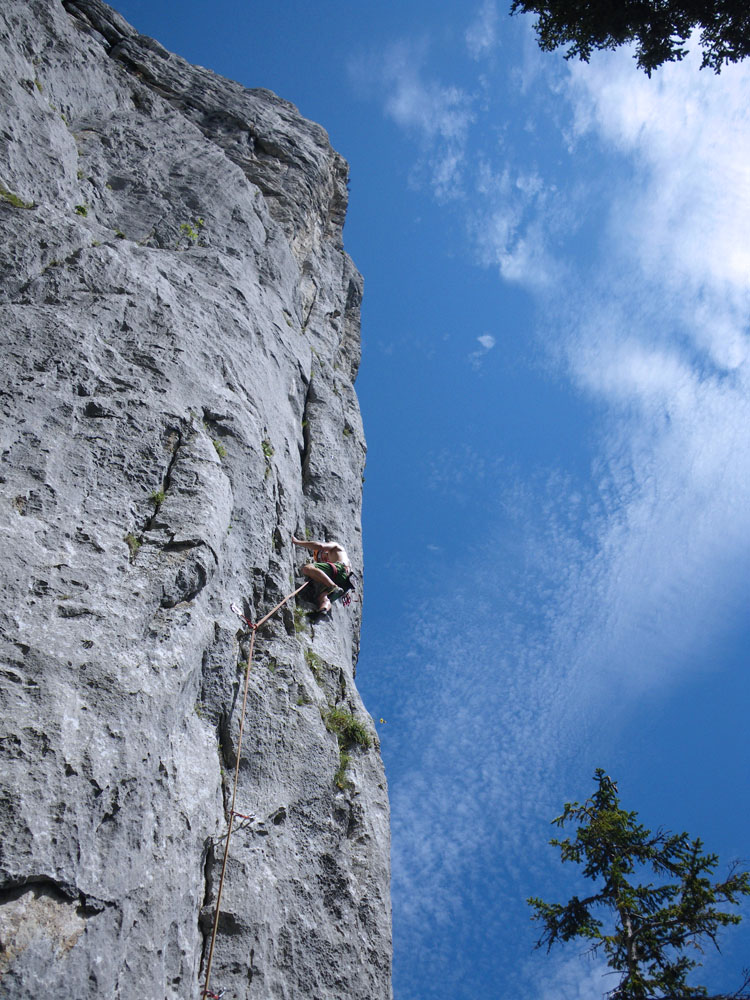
left=292, top=534, right=352, bottom=613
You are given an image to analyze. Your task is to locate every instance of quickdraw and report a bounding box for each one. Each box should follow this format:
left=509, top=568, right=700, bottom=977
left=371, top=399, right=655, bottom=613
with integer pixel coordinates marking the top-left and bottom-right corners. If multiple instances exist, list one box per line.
left=213, top=811, right=256, bottom=843
left=230, top=602, right=255, bottom=629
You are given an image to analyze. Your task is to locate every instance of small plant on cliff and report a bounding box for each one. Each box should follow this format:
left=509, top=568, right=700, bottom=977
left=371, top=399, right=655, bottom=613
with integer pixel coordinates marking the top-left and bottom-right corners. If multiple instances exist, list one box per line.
left=324, top=707, right=372, bottom=750
left=124, top=532, right=141, bottom=560
left=177, top=217, right=204, bottom=248
left=293, top=606, right=308, bottom=634
left=213, top=439, right=227, bottom=459
left=74, top=204, right=88, bottom=216
left=324, top=706, right=372, bottom=790
left=262, top=438, right=274, bottom=479
left=0, top=182, right=34, bottom=209
left=150, top=489, right=165, bottom=508
left=304, top=647, right=325, bottom=681
left=334, top=751, right=352, bottom=790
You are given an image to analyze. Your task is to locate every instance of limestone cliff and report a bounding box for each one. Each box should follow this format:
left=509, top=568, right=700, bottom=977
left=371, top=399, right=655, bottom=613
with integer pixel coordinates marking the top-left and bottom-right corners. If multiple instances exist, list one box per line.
left=0, top=2, right=391, bottom=997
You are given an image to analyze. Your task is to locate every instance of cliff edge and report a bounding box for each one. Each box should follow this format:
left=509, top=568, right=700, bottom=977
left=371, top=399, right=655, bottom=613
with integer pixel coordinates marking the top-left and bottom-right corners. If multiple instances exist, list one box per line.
left=0, top=2, right=391, bottom=997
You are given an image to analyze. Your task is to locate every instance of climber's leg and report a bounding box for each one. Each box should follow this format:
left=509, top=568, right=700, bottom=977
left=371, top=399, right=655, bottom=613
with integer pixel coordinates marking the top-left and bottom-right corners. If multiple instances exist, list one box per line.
left=302, top=563, right=337, bottom=610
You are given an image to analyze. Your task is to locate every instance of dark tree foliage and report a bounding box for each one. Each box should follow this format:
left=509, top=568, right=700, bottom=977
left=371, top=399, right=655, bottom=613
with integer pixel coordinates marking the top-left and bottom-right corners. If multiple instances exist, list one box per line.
left=528, top=770, right=750, bottom=999
left=510, top=0, right=750, bottom=74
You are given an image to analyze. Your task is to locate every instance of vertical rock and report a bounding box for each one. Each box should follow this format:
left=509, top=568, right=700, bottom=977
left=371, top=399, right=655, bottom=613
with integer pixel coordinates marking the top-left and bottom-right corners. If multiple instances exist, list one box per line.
left=0, top=2, right=391, bottom=997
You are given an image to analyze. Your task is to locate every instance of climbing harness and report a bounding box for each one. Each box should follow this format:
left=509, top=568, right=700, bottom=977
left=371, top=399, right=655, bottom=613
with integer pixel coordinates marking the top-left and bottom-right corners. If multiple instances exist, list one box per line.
left=307, top=550, right=356, bottom=607
left=201, top=581, right=309, bottom=1000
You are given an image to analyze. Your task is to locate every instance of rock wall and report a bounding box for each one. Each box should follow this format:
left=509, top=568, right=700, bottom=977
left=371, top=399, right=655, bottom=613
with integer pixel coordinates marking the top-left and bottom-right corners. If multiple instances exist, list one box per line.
left=0, top=2, right=391, bottom=997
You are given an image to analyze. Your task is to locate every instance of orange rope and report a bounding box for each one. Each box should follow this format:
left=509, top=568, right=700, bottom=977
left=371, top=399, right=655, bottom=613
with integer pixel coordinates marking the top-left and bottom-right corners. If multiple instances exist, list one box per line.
left=254, top=582, right=309, bottom=630
left=201, top=581, right=309, bottom=998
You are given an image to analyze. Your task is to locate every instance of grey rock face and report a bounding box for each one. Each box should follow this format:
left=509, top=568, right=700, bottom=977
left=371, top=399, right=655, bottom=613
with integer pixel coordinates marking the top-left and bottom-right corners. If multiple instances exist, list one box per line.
left=0, top=2, right=391, bottom=998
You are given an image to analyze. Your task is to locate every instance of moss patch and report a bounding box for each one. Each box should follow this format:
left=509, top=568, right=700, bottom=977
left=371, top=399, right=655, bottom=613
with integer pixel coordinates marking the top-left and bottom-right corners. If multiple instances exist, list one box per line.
left=0, top=182, right=34, bottom=209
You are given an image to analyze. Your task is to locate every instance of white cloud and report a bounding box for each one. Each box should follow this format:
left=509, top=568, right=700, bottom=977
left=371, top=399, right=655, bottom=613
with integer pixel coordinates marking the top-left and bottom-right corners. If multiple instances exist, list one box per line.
left=384, top=63, right=472, bottom=142
left=564, top=48, right=750, bottom=360
left=529, top=953, right=613, bottom=1000
left=376, top=41, right=475, bottom=200
left=465, top=0, right=499, bottom=61
left=356, top=22, right=564, bottom=279
left=534, top=51, right=750, bottom=697
left=468, top=332, right=497, bottom=367
left=359, top=20, right=750, bottom=999
left=470, top=167, right=562, bottom=289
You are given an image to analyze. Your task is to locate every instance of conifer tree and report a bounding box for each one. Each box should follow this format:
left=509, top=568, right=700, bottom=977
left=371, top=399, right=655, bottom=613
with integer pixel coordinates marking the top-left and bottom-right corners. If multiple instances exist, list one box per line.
left=528, top=770, right=750, bottom=999
left=510, top=0, right=750, bottom=75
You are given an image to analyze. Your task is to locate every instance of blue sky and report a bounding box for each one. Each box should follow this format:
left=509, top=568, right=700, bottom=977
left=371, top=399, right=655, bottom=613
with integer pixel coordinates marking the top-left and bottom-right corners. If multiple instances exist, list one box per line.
left=113, top=3, right=750, bottom=997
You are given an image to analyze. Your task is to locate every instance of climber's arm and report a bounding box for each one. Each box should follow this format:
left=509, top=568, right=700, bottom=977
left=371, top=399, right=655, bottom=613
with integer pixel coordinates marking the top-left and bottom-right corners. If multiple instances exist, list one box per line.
left=292, top=535, right=325, bottom=553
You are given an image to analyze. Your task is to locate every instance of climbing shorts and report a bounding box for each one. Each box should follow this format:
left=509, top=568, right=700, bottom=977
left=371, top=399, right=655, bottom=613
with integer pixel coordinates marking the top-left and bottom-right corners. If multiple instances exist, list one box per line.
left=314, top=561, right=350, bottom=588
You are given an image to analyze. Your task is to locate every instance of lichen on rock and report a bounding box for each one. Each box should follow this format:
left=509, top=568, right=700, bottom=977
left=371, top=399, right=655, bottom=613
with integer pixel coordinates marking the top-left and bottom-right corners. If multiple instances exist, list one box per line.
left=0, top=2, right=390, bottom=997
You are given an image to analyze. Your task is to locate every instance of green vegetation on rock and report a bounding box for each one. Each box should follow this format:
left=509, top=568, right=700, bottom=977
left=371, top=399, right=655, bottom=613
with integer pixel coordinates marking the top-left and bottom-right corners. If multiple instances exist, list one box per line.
left=0, top=181, right=34, bottom=209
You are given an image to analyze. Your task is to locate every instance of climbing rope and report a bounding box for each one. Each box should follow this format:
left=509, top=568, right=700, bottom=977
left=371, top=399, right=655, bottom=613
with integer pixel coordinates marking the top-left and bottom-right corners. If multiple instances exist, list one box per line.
left=201, top=581, right=309, bottom=1000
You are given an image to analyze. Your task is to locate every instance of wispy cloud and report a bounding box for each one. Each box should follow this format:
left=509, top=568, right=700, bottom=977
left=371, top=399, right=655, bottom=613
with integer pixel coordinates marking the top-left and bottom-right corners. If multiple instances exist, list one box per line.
left=458, top=48, right=750, bottom=698
left=371, top=40, right=475, bottom=200
left=545, top=51, right=750, bottom=695
left=468, top=332, right=496, bottom=367
left=565, top=50, right=750, bottom=312
left=382, top=44, right=473, bottom=143
left=470, top=160, right=565, bottom=288
left=366, top=24, right=750, bottom=1000
left=530, top=953, right=614, bottom=1000
left=465, top=0, right=499, bottom=61
left=356, top=10, right=750, bottom=998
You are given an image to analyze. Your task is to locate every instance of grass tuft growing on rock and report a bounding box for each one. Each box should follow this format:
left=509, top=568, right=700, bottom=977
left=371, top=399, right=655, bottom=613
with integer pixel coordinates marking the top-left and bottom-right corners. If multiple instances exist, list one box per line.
left=304, top=648, right=325, bottom=684
left=293, top=606, right=308, bottom=634
left=124, top=532, right=141, bottom=560
left=0, top=181, right=34, bottom=209
left=334, top=751, right=352, bottom=790
left=324, top=707, right=372, bottom=750
left=324, top=708, right=372, bottom=790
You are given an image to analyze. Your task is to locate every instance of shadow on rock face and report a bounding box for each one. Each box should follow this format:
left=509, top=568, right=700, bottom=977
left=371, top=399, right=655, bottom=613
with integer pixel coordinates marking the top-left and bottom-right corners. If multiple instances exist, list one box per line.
left=160, top=549, right=211, bottom=608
